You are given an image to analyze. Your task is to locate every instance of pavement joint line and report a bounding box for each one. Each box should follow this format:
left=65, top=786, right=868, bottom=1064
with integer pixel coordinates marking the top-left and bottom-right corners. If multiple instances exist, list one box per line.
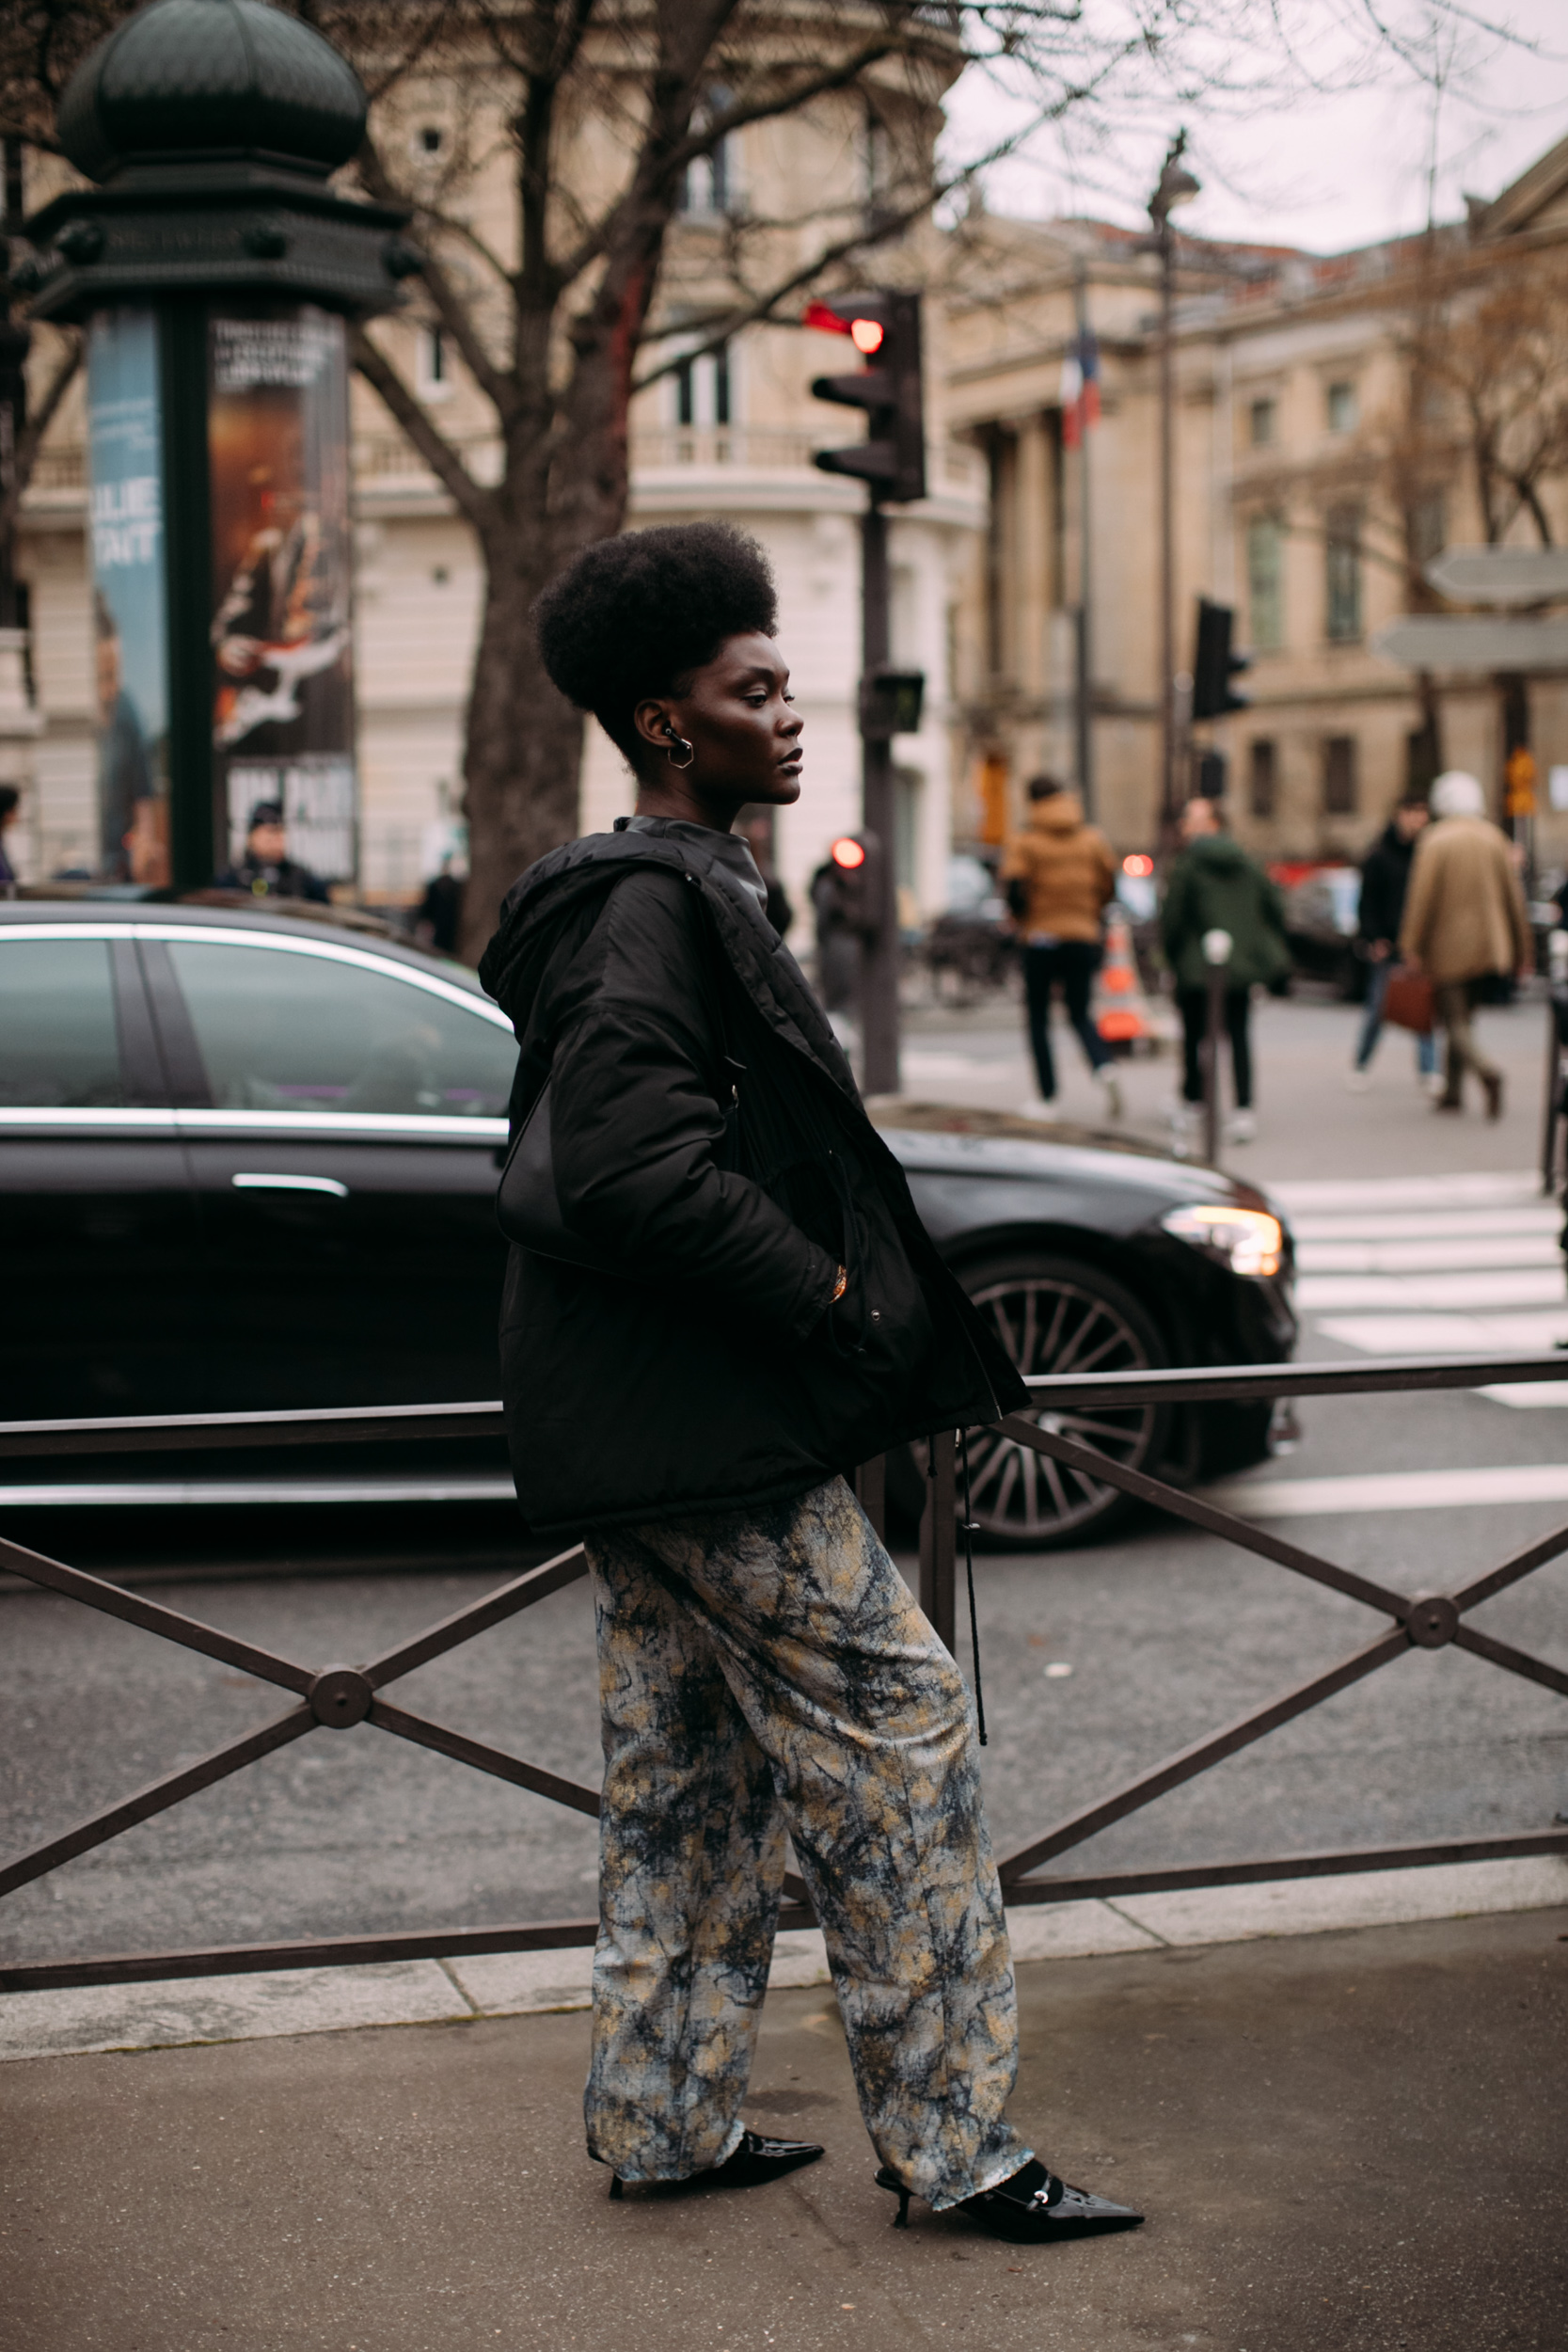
left=3, top=1857, right=1564, bottom=2066
left=434, top=1956, right=482, bottom=2015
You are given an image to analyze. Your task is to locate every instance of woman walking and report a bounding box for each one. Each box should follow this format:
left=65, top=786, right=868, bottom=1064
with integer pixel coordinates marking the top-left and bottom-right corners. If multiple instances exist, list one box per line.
left=479, top=522, right=1140, bottom=2245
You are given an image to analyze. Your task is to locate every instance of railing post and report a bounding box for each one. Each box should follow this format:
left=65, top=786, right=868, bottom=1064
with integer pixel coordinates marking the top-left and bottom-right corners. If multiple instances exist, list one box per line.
left=1201, top=926, right=1232, bottom=1167
left=854, top=1454, right=887, bottom=1546
left=918, top=1430, right=957, bottom=1653
left=1541, top=930, right=1567, bottom=1197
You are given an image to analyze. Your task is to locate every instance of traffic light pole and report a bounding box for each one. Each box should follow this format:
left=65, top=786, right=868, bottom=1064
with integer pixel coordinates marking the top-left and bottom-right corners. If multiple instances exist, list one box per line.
left=860, top=496, right=900, bottom=1097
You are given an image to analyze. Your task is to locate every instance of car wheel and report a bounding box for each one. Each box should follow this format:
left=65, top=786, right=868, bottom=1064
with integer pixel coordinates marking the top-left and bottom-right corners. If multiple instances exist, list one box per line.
left=892, top=1251, right=1171, bottom=1550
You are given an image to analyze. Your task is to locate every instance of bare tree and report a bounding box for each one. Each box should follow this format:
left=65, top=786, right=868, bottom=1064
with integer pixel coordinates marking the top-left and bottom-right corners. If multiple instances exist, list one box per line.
left=2, top=0, right=1521, bottom=951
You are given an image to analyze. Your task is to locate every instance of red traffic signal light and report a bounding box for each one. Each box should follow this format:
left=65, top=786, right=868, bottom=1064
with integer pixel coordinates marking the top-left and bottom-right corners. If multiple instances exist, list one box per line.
left=831, top=834, right=866, bottom=870
left=805, top=291, right=925, bottom=504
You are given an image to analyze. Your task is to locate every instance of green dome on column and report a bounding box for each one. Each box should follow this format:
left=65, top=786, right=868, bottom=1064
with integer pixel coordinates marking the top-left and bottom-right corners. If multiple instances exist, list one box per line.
left=58, top=0, right=367, bottom=184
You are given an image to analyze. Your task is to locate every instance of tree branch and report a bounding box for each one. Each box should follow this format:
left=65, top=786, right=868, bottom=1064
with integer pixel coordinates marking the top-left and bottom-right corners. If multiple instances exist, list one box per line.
left=349, top=326, right=495, bottom=534
left=356, top=128, right=519, bottom=416
left=548, top=24, right=905, bottom=298
left=0, top=328, right=81, bottom=536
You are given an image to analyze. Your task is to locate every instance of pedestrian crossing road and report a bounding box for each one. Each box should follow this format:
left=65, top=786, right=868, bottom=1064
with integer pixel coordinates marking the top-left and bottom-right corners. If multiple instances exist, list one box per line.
left=1275, top=1170, right=1568, bottom=1397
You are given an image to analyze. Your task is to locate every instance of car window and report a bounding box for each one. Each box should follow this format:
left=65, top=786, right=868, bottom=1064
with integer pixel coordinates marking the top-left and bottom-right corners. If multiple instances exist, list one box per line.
left=165, top=940, right=515, bottom=1117
left=0, top=937, right=127, bottom=1107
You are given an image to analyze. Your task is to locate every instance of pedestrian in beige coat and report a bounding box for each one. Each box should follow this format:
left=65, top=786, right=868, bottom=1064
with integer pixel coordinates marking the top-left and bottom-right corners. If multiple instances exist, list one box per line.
left=1399, top=771, right=1532, bottom=1119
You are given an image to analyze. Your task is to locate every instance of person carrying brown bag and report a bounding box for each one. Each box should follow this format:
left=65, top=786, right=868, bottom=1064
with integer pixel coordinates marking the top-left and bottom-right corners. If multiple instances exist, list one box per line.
left=1399, top=770, right=1532, bottom=1119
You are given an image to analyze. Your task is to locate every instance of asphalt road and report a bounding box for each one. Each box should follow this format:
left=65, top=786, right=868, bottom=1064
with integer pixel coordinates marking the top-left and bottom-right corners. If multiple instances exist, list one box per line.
left=2, top=990, right=1565, bottom=1971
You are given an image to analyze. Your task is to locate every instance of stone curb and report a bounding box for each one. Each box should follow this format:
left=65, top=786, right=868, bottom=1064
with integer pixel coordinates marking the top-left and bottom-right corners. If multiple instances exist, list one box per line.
left=3, top=1854, right=1564, bottom=2065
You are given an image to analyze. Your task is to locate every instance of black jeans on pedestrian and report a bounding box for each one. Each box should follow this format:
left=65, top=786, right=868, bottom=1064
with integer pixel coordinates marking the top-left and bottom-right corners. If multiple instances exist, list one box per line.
left=1023, top=940, right=1108, bottom=1099
left=1178, top=986, right=1253, bottom=1109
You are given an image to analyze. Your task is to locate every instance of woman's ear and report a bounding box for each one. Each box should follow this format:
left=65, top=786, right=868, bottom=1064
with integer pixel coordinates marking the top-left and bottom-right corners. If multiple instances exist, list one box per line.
left=633, top=697, right=677, bottom=755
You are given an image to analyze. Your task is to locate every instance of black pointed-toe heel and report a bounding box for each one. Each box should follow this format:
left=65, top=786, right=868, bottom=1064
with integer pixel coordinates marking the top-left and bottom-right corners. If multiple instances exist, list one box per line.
left=875, top=2165, right=911, bottom=2227
left=600, top=2128, right=824, bottom=2202
left=876, top=2158, right=1142, bottom=2243
left=706, top=2128, right=824, bottom=2189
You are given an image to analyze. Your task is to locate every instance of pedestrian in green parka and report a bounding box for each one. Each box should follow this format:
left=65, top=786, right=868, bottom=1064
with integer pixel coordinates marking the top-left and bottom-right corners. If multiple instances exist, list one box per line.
left=1159, top=796, right=1291, bottom=1149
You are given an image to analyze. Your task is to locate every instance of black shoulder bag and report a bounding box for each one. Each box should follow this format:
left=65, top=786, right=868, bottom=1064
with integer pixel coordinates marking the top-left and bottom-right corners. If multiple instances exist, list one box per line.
left=495, top=878, right=743, bottom=1275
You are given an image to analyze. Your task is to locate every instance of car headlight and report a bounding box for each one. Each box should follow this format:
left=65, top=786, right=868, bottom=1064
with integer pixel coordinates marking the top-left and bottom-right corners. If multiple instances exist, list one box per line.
left=1161, top=1203, right=1284, bottom=1279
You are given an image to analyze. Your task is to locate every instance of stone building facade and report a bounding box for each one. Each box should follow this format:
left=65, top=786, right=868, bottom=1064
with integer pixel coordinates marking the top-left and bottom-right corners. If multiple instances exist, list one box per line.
left=943, top=129, right=1568, bottom=868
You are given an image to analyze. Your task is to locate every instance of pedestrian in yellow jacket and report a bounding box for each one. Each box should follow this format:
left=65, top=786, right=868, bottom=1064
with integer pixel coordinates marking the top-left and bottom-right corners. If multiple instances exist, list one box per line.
left=1399, top=771, right=1531, bottom=1119
left=999, top=777, right=1120, bottom=1118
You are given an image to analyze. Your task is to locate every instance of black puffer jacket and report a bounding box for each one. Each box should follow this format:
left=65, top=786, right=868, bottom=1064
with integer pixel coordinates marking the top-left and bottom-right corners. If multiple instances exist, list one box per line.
left=479, top=820, right=1026, bottom=1537
left=1358, top=822, right=1417, bottom=949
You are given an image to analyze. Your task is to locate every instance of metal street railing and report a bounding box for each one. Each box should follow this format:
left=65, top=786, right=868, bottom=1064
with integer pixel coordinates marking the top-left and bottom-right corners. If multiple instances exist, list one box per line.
left=2, top=1349, right=1566, bottom=1993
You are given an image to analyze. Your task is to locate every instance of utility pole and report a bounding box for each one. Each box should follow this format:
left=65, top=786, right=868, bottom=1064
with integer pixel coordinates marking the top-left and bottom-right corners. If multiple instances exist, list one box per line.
left=858, top=495, right=899, bottom=1093
left=0, top=138, right=30, bottom=635
left=1148, top=133, right=1199, bottom=844
left=808, top=290, right=926, bottom=1098
left=1073, top=258, right=1095, bottom=822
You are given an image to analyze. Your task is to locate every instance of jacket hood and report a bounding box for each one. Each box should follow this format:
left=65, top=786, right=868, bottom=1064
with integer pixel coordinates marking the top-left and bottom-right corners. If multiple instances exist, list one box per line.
left=479, top=822, right=859, bottom=1105
left=1028, top=793, right=1085, bottom=834
left=1185, top=830, right=1249, bottom=874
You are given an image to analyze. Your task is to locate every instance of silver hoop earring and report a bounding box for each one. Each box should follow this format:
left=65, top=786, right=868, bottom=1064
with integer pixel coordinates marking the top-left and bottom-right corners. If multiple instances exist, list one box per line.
left=663, top=727, right=695, bottom=771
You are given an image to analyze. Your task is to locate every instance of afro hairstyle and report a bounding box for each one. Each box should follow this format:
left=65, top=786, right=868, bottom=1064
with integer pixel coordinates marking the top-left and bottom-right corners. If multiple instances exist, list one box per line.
left=534, top=521, right=778, bottom=769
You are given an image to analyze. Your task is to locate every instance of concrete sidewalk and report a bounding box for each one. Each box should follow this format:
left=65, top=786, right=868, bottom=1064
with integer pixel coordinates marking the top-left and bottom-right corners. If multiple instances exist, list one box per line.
left=5, top=1897, right=1566, bottom=2352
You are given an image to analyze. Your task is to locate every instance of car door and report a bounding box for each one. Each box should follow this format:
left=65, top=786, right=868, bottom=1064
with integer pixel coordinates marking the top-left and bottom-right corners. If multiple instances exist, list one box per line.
left=138, top=923, right=516, bottom=1410
left=0, top=924, right=206, bottom=1420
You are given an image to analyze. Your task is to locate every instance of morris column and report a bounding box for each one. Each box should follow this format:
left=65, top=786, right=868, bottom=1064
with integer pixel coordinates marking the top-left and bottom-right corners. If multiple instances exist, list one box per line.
left=17, top=0, right=414, bottom=892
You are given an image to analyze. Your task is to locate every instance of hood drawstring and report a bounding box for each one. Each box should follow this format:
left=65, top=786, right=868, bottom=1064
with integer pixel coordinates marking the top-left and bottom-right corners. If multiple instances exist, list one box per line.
left=959, top=1430, right=987, bottom=1746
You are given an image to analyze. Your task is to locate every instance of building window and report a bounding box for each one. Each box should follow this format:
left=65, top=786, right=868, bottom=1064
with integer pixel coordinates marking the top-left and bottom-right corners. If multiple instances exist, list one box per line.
left=1248, top=739, right=1277, bottom=820
left=864, top=105, right=894, bottom=230
left=1325, top=505, right=1362, bottom=642
left=676, top=88, right=734, bottom=215
left=1246, top=515, right=1285, bottom=652
left=1323, top=735, right=1357, bottom=815
left=1409, top=488, right=1446, bottom=570
left=1326, top=379, right=1357, bottom=434
left=673, top=344, right=733, bottom=433
left=1248, top=397, right=1275, bottom=448
left=417, top=326, right=451, bottom=400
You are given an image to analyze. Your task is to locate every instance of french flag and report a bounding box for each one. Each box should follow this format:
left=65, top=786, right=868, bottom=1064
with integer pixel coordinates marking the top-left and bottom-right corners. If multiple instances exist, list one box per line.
left=1059, top=327, right=1101, bottom=449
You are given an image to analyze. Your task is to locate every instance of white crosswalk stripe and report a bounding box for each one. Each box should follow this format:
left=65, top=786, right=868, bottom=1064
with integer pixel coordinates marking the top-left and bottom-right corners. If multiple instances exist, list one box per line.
left=1270, top=1169, right=1568, bottom=1407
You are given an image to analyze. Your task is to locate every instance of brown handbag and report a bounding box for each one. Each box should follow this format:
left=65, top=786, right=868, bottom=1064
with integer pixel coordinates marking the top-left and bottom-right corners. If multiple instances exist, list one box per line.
left=1383, top=964, right=1434, bottom=1034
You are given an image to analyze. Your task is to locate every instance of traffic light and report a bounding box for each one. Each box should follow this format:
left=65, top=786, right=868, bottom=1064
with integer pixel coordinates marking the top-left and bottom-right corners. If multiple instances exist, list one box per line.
left=859, top=670, right=925, bottom=739
left=827, top=830, right=885, bottom=940
left=1191, top=598, right=1250, bottom=720
left=805, top=292, right=925, bottom=503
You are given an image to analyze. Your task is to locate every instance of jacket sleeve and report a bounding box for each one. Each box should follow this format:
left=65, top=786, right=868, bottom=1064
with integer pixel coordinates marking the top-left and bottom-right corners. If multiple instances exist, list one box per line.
left=1503, top=845, right=1533, bottom=972
left=1399, top=839, right=1433, bottom=965
left=1091, top=830, right=1117, bottom=912
left=997, top=832, right=1027, bottom=882
left=1159, top=861, right=1192, bottom=963
left=546, top=874, right=839, bottom=1340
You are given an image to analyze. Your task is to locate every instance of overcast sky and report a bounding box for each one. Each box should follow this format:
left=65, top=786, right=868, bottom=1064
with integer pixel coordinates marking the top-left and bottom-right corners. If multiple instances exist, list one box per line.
left=947, top=0, right=1568, bottom=258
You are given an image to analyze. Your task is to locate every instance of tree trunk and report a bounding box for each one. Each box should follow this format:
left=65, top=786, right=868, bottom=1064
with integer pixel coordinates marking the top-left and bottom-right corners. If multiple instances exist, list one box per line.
left=457, top=526, right=588, bottom=963
left=455, top=264, right=654, bottom=962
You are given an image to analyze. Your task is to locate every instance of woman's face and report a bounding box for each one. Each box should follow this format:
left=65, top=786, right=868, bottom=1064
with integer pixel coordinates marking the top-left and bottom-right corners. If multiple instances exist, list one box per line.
left=634, top=630, right=803, bottom=813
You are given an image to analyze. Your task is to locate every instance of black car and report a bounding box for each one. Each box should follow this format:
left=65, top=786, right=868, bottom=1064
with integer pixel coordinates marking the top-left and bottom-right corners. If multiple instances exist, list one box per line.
left=0, top=896, right=1295, bottom=1549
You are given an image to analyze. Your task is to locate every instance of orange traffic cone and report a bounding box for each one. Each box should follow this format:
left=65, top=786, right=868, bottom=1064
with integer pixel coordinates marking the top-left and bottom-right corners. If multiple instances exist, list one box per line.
left=1093, top=910, right=1155, bottom=1053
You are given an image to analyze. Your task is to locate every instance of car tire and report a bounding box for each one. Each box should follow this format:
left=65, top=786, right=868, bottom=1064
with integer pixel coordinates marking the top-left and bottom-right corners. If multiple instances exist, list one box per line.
left=888, top=1250, right=1172, bottom=1550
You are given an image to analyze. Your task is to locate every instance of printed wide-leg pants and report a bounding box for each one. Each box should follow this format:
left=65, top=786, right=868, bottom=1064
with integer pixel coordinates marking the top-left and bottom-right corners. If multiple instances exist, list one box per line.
left=581, top=1474, right=1032, bottom=2211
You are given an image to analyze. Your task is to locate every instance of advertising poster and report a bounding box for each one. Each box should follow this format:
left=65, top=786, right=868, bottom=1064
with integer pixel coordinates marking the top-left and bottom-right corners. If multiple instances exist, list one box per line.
left=208, top=306, right=356, bottom=882
left=86, top=308, right=169, bottom=883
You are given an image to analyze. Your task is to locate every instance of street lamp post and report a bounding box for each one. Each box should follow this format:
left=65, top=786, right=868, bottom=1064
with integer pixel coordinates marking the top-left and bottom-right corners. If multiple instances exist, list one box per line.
left=1149, top=132, right=1200, bottom=845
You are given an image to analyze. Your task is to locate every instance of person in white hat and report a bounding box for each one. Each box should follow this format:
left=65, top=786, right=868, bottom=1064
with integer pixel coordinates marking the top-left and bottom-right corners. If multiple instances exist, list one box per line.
left=1399, top=771, right=1531, bottom=1119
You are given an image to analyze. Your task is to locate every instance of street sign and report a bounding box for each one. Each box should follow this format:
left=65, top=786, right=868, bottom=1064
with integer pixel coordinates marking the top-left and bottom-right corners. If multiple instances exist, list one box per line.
left=1422, top=547, right=1568, bottom=606
left=1371, top=615, right=1568, bottom=671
